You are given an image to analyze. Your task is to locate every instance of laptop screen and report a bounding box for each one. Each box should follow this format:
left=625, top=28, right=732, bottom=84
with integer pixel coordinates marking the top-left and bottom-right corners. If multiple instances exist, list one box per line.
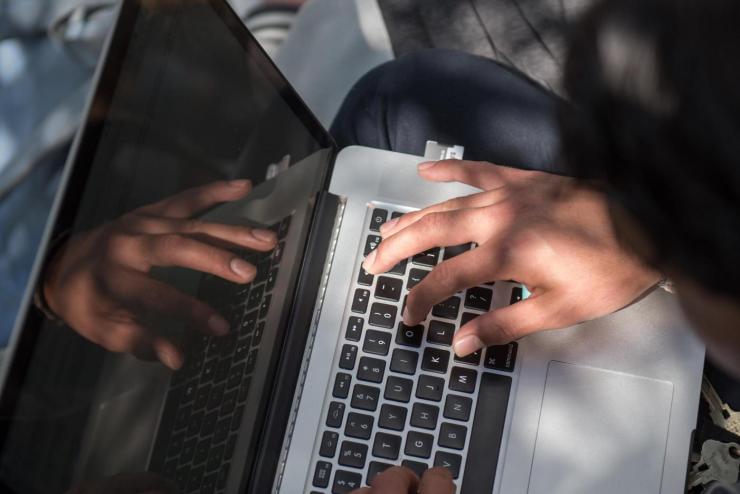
left=0, top=1, right=334, bottom=492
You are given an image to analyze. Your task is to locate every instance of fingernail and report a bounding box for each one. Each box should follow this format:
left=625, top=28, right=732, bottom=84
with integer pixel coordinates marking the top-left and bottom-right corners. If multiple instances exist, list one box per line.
left=454, top=335, right=484, bottom=357
left=418, top=161, right=437, bottom=171
left=252, top=228, right=277, bottom=243
left=230, top=258, right=255, bottom=280
left=208, top=314, right=230, bottom=335
left=379, top=218, right=398, bottom=235
left=402, top=307, right=414, bottom=325
left=158, top=349, right=182, bottom=370
left=362, top=249, right=377, bottom=272
left=229, top=179, right=250, bottom=187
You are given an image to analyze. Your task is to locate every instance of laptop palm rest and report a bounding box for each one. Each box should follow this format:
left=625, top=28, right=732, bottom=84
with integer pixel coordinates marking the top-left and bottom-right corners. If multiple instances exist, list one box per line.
left=527, top=361, right=673, bottom=494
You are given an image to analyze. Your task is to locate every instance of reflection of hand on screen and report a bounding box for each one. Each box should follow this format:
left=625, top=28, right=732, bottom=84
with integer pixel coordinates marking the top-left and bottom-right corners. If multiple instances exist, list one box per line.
left=42, top=180, right=276, bottom=370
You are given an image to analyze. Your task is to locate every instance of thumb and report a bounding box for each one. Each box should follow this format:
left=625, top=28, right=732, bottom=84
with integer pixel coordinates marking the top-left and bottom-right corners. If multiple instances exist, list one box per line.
left=452, top=293, right=559, bottom=356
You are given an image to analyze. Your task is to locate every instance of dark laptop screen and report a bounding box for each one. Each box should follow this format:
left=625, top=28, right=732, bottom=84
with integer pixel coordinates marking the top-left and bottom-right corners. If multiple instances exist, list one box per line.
left=0, top=1, right=334, bottom=492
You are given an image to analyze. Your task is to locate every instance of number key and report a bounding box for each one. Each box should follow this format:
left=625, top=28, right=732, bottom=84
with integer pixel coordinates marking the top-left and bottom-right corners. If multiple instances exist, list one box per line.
left=363, top=330, right=391, bottom=356
left=369, top=303, right=397, bottom=329
left=357, top=356, right=386, bottom=383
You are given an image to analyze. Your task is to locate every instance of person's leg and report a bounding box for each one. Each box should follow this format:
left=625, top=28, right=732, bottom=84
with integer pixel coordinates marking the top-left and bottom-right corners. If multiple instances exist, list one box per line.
left=331, top=49, right=564, bottom=174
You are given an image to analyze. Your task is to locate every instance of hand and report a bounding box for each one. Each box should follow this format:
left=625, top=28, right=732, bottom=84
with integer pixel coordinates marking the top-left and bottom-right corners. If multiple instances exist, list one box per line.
left=362, top=160, right=659, bottom=356
left=65, top=472, right=176, bottom=494
left=43, top=180, right=277, bottom=370
left=351, top=467, right=455, bottom=494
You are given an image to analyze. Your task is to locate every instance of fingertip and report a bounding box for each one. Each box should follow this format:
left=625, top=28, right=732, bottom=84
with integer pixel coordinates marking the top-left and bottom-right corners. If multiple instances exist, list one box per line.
left=230, top=258, right=256, bottom=282
left=362, top=249, right=378, bottom=274
left=252, top=228, right=277, bottom=244
left=453, top=333, right=485, bottom=357
left=417, top=160, right=438, bottom=171
left=207, top=313, right=230, bottom=335
left=229, top=179, right=251, bottom=188
left=154, top=343, right=184, bottom=370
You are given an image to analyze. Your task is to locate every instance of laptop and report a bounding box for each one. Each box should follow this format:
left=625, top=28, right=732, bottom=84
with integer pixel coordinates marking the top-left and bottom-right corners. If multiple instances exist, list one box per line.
left=0, top=1, right=705, bottom=493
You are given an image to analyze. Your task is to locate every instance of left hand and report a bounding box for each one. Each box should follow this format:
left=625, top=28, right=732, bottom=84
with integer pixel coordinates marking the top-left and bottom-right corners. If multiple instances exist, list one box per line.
left=362, top=159, right=659, bottom=356
left=351, top=467, right=455, bottom=494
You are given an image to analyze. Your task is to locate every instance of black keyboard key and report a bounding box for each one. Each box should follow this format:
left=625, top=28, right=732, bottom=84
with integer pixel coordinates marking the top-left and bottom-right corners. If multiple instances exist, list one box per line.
left=461, top=311, right=478, bottom=327
left=363, top=330, right=392, bottom=356
left=368, top=303, right=397, bottom=329
left=454, top=348, right=481, bottom=366
left=231, top=407, right=244, bottom=432
left=319, top=431, right=340, bottom=458
left=410, top=403, right=439, bottom=430
left=427, top=320, right=455, bottom=346
left=396, top=323, right=423, bottom=347
left=351, top=384, right=380, bottom=411
left=181, top=438, right=197, bottom=464
left=241, top=310, right=258, bottom=335
left=220, top=389, right=237, bottom=416
left=252, top=322, right=265, bottom=346
left=407, top=268, right=429, bottom=289
left=214, top=418, right=230, bottom=444
left=217, top=461, right=230, bottom=489
left=483, top=342, right=518, bottom=372
left=247, top=285, right=264, bottom=310
left=238, top=377, right=251, bottom=403
left=439, top=422, right=467, bottom=450
left=194, top=437, right=211, bottom=466
left=266, top=268, right=278, bottom=292
left=405, top=431, right=434, bottom=459
left=167, top=432, right=185, bottom=457
left=434, top=451, right=462, bottom=479
left=375, top=276, right=403, bottom=301
left=443, top=243, right=472, bottom=260
left=367, top=461, right=394, bottom=485
left=174, top=406, right=192, bottom=431
left=187, top=410, right=204, bottom=437
left=259, top=294, right=271, bottom=318
left=390, top=349, right=418, bottom=375
left=373, top=432, right=402, bottom=460
left=326, top=401, right=346, bottom=428
left=345, top=412, right=374, bottom=440
left=201, top=473, right=217, bottom=494
left=450, top=367, right=477, bottom=393
left=194, top=385, right=211, bottom=410
left=412, top=248, right=439, bottom=267
left=338, top=441, right=368, bottom=469
left=364, top=235, right=381, bottom=256
left=444, top=394, right=473, bottom=421
left=333, top=372, right=352, bottom=399
left=255, top=259, right=271, bottom=283
left=345, top=317, right=363, bottom=341
left=214, top=357, right=231, bottom=383
left=402, top=460, right=428, bottom=478
left=421, top=347, right=450, bottom=374
left=370, top=208, right=388, bottom=231
left=226, top=362, right=245, bottom=389
left=357, top=356, right=386, bottom=383
left=332, top=470, right=363, bottom=494
left=313, top=461, right=332, bottom=488
left=207, top=383, right=225, bottom=410
left=351, top=289, right=370, bottom=314
left=378, top=404, right=407, bottom=431
left=187, top=465, right=204, bottom=492
left=510, top=286, right=523, bottom=304
left=201, top=411, right=218, bottom=436
left=416, top=375, right=445, bottom=402
left=206, top=443, right=225, bottom=472
left=391, top=211, right=403, bottom=219
left=273, top=241, right=285, bottom=264
left=384, top=376, right=413, bottom=403
left=389, top=258, right=407, bottom=276
left=339, top=344, right=358, bottom=370
left=224, top=434, right=237, bottom=460
left=201, top=358, right=218, bottom=384
left=357, top=267, right=374, bottom=286
left=460, top=373, right=512, bottom=494
left=465, top=286, right=493, bottom=311
left=432, top=296, right=460, bottom=320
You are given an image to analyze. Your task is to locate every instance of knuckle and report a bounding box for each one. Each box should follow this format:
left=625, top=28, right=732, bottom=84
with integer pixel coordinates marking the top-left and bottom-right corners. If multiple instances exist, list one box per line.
left=182, top=218, right=203, bottom=233
left=431, top=261, right=459, bottom=288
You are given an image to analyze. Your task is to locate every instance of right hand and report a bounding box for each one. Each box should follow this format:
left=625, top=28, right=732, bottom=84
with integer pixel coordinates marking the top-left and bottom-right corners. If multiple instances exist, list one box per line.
left=43, top=180, right=276, bottom=370
left=351, top=467, right=455, bottom=494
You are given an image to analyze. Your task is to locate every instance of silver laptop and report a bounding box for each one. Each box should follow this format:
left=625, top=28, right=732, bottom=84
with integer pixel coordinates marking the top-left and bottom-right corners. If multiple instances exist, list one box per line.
left=0, top=1, right=704, bottom=494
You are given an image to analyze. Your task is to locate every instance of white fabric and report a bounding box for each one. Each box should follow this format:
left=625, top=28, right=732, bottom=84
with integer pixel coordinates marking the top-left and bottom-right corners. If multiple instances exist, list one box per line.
left=272, top=0, right=393, bottom=128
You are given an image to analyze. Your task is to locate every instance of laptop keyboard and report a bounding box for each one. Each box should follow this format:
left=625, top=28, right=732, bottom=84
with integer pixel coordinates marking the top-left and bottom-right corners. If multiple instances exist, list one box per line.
left=148, top=215, right=292, bottom=494
left=309, top=208, right=519, bottom=494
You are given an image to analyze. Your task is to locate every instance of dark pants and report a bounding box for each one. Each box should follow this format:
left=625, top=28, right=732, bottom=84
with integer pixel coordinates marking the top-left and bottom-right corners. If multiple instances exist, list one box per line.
left=331, top=49, right=564, bottom=174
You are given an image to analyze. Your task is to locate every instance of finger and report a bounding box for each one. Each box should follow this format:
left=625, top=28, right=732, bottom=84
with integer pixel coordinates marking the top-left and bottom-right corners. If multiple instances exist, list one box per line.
left=137, top=233, right=257, bottom=284
left=111, top=271, right=231, bottom=337
left=403, top=247, right=517, bottom=326
left=363, top=209, right=483, bottom=275
left=150, top=336, right=185, bottom=370
left=453, top=292, right=562, bottom=356
left=379, top=189, right=506, bottom=238
left=418, top=159, right=530, bottom=190
left=350, top=489, right=371, bottom=494
left=370, top=466, right=420, bottom=493
left=418, top=467, right=456, bottom=494
left=127, top=216, right=278, bottom=251
left=138, top=179, right=252, bottom=219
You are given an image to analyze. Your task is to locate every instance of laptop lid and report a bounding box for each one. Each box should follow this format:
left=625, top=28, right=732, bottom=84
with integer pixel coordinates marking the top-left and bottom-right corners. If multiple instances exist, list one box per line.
left=0, top=1, right=337, bottom=492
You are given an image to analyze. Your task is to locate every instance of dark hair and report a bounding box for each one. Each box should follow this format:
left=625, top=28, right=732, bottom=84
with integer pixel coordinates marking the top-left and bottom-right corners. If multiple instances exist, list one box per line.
left=560, top=0, right=740, bottom=296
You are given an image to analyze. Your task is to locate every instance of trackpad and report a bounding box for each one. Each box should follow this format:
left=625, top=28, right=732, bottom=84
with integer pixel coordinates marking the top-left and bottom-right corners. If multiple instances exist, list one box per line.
left=528, top=361, right=673, bottom=494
